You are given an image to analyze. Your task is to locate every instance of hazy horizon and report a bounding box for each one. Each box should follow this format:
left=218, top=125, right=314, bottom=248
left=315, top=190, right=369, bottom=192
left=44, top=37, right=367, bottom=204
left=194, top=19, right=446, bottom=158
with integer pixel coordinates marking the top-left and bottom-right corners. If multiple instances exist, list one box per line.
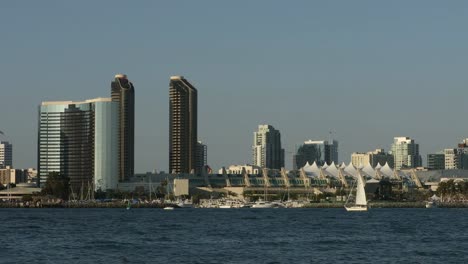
left=2, top=1, right=468, bottom=172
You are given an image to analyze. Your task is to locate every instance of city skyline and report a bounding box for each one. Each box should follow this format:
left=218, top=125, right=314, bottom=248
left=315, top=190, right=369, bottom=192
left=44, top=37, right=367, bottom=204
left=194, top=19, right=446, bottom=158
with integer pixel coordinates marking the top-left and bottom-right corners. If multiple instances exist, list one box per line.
left=3, top=70, right=468, bottom=172
left=2, top=2, right=468, bottom=172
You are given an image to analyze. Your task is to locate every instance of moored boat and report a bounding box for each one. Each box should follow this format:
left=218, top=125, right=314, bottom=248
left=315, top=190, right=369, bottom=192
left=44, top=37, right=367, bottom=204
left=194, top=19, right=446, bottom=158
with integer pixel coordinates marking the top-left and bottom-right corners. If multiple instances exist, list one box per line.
left=251, top=199, right=274, bottom=208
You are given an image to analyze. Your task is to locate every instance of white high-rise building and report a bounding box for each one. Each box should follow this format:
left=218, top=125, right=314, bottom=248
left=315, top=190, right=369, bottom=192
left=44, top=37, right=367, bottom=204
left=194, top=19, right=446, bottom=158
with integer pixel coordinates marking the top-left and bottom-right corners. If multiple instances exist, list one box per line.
left=390, top=137, right=421, bottom=170
left=351, top=149, right=393, bottom=168
left=0, top=141, right=12, bottom=169
left=444, top=148, right=460, bottom=170
left=252, top=124, right=284, bottom=170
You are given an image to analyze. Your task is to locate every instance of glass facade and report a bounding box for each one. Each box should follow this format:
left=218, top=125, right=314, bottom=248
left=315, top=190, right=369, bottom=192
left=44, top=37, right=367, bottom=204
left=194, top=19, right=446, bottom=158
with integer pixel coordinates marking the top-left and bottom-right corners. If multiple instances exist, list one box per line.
left=38, top=99, right=118, bottom=193
left=293, top=143, right=325, bottom=170
left=0, top=141, right=12, bottom=169
left=427, top=153, right=445, bottom=170
left=293, top=140, right=339, bottom=170
left=94, top=101, right=119, bottom=190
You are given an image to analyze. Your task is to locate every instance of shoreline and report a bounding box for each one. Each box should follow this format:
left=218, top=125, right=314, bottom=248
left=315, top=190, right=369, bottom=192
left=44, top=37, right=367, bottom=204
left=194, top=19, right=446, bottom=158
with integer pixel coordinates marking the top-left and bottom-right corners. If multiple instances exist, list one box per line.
left=1, top=201, right=468, bottom=209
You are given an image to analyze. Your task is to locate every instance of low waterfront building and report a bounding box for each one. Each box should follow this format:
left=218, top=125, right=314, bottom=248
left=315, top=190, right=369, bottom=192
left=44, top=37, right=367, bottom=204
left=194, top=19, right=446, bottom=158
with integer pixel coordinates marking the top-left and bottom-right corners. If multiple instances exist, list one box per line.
left=0, top=183, right=41, bottom=200
left=118, top=169, right=334, bottom=197
left=219, top=164, right=262, bottom=174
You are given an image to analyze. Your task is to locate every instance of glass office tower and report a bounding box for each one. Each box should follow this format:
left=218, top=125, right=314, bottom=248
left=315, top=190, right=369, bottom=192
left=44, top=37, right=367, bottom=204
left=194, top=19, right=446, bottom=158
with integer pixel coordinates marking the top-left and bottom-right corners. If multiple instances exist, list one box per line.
left=0, top=141, right=12, bottom=169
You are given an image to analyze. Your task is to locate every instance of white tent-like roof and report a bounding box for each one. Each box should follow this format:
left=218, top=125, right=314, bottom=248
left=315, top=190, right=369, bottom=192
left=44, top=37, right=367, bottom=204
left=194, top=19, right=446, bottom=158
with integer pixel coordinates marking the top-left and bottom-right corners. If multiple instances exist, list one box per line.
left=375, top=163, right=383, bottom=170
left=380, top=162, right=394, bottom=179
left=325, top=162, right=340, bottom=179
left=303, top=161, right=321, bottom=177
left=340, top=162, right=347, bottom=169
left=303, top=161, right=312, bottom=170
left=361, top=163, right=376, bottom=179
left=344, top=162, right=358, bottom=178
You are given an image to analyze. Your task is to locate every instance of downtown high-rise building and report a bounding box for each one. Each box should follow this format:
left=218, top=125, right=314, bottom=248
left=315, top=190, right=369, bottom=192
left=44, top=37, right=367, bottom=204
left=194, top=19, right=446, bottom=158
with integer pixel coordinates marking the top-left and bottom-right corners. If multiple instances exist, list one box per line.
left=196, top=141, right=207, bottom=173
left=350, top=149, right=393, bottom=168
left=37, top=98, right=119, bottom=192
left=169, top=76, right=198, bottom=174
left=293, top=140, right=339, bottom=169
left=427, top=153, right=445, bottom=170
left=0, top=141, right=12, bottom=169
left=252, top=124, right=284, bottom=170
left=390, top=137, right=422, bottom=170
left=444, top=148, right=460, bottom=170
left=111, top=74, right=135, bottom=181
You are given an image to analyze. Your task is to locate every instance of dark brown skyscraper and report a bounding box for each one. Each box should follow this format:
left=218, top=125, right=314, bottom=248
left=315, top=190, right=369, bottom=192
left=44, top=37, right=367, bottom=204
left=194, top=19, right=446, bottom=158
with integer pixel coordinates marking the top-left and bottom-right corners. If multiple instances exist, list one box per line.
left=169, top=76, right=197, bottom=174
left=111, top=74, right=135, bottom=181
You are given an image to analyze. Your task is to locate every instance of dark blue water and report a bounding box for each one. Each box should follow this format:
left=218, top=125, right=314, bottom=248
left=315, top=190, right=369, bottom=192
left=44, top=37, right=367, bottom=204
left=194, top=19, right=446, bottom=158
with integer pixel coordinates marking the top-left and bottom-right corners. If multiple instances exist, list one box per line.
left=1, top=208, right=467, bottom=263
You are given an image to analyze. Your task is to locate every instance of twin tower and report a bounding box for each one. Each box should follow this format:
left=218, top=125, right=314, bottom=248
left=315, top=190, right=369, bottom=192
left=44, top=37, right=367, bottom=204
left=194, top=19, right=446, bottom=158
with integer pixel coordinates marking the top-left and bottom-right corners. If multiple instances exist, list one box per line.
left=38, top=74, right=199, bottom=193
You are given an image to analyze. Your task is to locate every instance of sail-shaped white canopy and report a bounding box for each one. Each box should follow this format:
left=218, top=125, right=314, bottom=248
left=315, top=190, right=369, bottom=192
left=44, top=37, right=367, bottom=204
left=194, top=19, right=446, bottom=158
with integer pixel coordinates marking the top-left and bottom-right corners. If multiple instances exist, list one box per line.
left=380, top=162, right=394, bottom=179
left=303, top=161, right=321, bottom=177
left=344, top=162, right=358, bottom=178
left=302, top=161, right=312, bottom=171
left=322, top=162, right=329, bottom=169
left=361, top=163, right=376, bottom=179
left=375, top=163, right=383, bottom=170
left=340, top=162, right=347, bottom=169
left=325, top=162, right=340, bottom=179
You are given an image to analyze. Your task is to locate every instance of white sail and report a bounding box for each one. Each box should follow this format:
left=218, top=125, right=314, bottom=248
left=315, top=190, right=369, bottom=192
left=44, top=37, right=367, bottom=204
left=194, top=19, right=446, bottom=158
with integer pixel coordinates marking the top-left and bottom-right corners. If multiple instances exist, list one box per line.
left=345, top=169, right=368, bottom=211
left=355, top=171, right=367, bottom=206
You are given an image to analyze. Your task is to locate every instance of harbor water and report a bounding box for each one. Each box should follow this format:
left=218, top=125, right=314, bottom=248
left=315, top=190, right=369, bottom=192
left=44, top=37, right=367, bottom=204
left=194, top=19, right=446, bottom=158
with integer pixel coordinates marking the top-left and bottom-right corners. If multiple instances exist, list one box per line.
left=1, top=208, right=467, bottom=263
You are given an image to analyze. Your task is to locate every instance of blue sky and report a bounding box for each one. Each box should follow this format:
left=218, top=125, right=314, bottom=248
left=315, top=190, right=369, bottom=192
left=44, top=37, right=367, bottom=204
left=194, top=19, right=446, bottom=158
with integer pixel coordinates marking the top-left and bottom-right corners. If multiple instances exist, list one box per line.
left=1, top=1, right=468, bottom=172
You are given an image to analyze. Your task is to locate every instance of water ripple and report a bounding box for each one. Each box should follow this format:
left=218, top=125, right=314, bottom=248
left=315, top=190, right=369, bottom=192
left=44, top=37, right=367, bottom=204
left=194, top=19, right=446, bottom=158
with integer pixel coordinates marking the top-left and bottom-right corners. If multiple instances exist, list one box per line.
left=0, top=208, right=467, bottom=263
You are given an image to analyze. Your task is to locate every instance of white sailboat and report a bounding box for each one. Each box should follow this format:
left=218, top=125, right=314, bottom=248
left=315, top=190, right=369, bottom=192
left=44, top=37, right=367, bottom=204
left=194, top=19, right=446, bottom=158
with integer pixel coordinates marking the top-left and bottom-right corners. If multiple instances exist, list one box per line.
left=251, top=199, right=274, bottom=208
left=344, top=169, right=368, bottom=212
left=251, top=179, right=274, bottom=208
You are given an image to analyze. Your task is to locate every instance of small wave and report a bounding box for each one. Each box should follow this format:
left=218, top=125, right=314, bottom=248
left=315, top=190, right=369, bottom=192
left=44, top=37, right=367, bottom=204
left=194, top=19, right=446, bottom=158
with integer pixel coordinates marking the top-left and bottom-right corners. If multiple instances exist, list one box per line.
left=240, top=216, right=258, bottom=220
left=24, top=225, right=41, bottom=229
